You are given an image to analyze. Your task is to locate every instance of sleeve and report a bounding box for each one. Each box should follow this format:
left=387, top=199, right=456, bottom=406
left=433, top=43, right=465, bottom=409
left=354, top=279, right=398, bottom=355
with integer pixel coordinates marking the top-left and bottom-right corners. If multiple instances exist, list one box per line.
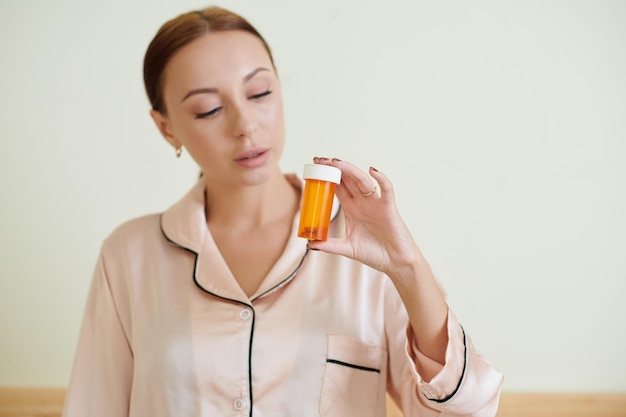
left=62, top=247, right=133, bottom=417
left=385, top=287, right=503, bottom=417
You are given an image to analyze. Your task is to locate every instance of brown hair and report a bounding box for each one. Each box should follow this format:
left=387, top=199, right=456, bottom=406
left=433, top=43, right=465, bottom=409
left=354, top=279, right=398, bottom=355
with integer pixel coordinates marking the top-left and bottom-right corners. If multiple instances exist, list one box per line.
left=143, top=6, right=275, bottom=114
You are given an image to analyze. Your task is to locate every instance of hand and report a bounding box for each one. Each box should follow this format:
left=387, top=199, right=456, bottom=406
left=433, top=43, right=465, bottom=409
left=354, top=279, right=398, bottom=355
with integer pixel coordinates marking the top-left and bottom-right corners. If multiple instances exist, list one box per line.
left=311, top=158, right=450, bottom=370
left=308, top=157, right=421, bottom=279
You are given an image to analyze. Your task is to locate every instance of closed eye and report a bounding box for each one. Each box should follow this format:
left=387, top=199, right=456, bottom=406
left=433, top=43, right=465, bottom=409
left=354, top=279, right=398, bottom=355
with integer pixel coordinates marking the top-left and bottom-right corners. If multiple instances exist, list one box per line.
left=249, top=90, right=272, bottom=100
left=195, top=107, right=222, bottom=119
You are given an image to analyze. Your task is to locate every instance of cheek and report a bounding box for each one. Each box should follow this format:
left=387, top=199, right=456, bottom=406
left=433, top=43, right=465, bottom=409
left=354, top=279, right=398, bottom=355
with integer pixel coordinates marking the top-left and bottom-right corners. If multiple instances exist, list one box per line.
left=259, top=95, right=284, bottom=125
left=173, top=123, right=224, bottom=160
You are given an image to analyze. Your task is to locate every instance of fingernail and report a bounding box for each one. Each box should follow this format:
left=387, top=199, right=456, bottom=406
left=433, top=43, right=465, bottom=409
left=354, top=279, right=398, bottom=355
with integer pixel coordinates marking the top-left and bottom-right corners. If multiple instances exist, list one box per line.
left=332, top=158, right=342, bottom=162
left=308, top=247, right=320, bottom=251
left=370, top=166, right=378, bottom=172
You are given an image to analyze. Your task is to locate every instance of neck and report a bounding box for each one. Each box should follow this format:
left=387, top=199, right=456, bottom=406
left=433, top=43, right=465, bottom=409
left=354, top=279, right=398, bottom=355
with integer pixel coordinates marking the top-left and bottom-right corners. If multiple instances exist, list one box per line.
left=204, top=171, right=299, bottom=231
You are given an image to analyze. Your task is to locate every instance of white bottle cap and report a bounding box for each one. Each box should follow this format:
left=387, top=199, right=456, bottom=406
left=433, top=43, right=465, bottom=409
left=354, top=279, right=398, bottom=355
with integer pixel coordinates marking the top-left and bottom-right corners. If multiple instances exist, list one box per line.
left=302, top=164, right=342, bottom=184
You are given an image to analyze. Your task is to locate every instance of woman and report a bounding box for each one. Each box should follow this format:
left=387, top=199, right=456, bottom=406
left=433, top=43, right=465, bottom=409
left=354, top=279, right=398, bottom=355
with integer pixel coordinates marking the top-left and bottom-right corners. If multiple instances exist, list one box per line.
left=63, top=6, right=503, bottom=417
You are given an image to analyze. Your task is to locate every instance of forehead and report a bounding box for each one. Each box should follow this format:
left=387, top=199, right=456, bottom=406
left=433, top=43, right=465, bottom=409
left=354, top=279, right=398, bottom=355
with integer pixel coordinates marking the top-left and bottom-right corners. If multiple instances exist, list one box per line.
left=162, top=30, right=274, bottom=94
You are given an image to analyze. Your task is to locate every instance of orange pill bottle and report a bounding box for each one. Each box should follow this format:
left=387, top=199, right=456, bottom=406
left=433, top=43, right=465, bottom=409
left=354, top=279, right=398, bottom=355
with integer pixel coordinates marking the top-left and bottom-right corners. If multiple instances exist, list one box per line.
left=297, top=164, right=342, bottom=241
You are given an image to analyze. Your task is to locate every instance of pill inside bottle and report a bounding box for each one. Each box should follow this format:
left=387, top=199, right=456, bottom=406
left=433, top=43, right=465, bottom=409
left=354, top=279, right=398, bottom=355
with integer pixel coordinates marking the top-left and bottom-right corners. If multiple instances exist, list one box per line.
left=298, top=164, right=342, bottom=241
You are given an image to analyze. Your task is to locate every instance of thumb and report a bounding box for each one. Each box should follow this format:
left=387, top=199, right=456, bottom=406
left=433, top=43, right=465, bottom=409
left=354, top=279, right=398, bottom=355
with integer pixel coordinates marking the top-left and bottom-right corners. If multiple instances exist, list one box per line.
left=307, top=237, right=353, bottom=259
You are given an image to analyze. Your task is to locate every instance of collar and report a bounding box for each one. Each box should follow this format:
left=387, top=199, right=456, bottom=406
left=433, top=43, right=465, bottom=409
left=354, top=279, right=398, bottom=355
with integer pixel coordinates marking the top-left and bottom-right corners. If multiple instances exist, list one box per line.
left=160, top=174, right=339, bottom=304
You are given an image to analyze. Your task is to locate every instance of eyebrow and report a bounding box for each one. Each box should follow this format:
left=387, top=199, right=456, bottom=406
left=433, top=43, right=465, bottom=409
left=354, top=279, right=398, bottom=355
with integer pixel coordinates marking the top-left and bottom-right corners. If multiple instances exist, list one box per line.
left=180, top=67, right=271, bottom=103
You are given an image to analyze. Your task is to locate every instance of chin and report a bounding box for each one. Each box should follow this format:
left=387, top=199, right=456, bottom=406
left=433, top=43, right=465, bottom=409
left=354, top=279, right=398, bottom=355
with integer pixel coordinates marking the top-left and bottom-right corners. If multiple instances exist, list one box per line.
left=238, top=166, right=276, bottom=187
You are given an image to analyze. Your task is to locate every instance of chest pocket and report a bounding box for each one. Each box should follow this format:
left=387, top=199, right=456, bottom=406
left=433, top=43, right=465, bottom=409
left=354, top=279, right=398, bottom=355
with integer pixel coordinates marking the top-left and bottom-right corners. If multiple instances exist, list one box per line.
left=319, top=334, right=386, bottom=417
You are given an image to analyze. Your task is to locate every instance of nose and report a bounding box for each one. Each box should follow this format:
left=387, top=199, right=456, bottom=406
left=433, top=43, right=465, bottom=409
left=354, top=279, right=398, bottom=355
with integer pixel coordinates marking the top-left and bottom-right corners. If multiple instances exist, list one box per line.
left=230, top=102, right=257, bottom=139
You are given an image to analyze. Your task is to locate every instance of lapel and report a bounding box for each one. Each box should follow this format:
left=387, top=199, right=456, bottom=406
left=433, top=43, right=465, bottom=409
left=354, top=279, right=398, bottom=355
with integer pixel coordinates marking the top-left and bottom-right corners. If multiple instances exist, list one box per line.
left=160, top=179, right=249, bottom=304
left=160, top=175, right=339, bottom=305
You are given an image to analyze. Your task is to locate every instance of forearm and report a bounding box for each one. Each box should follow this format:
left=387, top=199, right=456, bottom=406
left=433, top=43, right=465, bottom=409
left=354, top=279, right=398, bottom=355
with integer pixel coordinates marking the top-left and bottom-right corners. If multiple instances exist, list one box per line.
left=388, top=248, right=449, bottom=380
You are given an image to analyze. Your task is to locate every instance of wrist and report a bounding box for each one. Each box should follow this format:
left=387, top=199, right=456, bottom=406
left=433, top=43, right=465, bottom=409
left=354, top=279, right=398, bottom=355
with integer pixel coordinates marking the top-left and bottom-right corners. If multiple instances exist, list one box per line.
left=386, top=245, right=430, bottom=282
left=386, top=250, right=429, bottom=289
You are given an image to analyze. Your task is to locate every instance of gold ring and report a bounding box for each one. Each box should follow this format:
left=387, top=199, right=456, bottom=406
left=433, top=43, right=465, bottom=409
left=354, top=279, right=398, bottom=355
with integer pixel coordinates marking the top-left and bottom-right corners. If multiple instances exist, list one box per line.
left=362, top=187, right=377, bottom=197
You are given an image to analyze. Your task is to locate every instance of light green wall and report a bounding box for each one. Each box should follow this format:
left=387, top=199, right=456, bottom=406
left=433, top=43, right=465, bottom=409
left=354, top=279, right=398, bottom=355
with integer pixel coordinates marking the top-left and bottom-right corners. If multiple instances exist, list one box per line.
left=0, top=0, right=625, bottom=391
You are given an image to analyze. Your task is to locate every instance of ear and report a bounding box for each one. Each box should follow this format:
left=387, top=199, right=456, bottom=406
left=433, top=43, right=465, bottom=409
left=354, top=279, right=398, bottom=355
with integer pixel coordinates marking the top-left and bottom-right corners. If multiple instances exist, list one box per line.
left=150, top=109, right=182, bottom=150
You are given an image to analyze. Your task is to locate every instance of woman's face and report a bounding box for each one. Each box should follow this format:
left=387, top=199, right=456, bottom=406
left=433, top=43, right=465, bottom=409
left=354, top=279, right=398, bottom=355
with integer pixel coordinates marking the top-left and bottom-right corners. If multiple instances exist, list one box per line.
left=152, top=30, right=285, bottom=187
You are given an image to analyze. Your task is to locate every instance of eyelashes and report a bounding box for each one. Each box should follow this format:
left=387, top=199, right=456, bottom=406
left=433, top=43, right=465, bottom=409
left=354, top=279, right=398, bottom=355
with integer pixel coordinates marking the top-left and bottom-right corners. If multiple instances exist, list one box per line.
left=195, top=107, right=221, bottom=119
left=249, top=89, right=272, bottom=100
left=194, top=90, right=273, bottom=119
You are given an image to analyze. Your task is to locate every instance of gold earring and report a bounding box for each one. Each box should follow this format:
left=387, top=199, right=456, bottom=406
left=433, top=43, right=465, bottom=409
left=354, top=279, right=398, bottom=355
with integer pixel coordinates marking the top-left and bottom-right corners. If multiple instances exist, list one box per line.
left=176, top=147, right=182, bottom=158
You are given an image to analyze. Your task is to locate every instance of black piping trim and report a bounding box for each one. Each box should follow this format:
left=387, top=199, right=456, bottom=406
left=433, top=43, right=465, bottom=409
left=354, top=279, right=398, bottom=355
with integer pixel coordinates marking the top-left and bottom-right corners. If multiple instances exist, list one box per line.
left=159, top=216, right=257, bottom=416
left=246, top=314, right=255, bottom=417
left=159, top=215, right=311, bottom=417
left=251, top=248, right=309, bottom=302
left=326, top=359, right=381, bottom=374
left=251, top=196, right=334, bottom=301
left=424, top=325, right=467, bottom=403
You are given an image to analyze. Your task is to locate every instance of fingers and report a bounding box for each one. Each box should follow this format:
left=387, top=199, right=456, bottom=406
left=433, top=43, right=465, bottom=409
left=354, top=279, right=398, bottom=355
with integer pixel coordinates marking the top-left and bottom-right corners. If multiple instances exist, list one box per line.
left=313, top=157, right=395, bottom=202
left=333, top=180, right=354, bottom=200
left=313, top=157, right=379, bottom=199
left=307, top=237, right=353, bottom=259
left=368, top=166, right=395, bottom=203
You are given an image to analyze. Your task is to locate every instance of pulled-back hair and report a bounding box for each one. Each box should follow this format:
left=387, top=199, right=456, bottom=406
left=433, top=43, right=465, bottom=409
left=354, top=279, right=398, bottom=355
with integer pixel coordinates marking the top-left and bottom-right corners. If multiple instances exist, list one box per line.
left=143, top=6, right=275, bottom=114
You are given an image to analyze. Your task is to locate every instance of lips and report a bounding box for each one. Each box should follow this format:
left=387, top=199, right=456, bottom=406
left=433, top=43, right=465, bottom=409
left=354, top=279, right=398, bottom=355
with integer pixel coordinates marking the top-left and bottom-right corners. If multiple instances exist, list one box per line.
left=233, top=147, right=270, bottom=168
left=234, top=147, right=269, bottom=161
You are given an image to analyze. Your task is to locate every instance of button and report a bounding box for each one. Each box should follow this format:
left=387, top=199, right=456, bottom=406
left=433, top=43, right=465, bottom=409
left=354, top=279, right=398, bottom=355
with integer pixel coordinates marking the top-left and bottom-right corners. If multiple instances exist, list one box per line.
left=239, top=309, right=251, bottom=320
left=233, top=398, right=245, bottom=410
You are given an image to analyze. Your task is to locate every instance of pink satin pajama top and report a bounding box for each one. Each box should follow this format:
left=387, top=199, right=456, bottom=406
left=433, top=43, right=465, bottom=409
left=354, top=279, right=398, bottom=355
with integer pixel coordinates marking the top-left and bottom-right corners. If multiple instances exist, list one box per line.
left=63, top=175, right=503, bottom=417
